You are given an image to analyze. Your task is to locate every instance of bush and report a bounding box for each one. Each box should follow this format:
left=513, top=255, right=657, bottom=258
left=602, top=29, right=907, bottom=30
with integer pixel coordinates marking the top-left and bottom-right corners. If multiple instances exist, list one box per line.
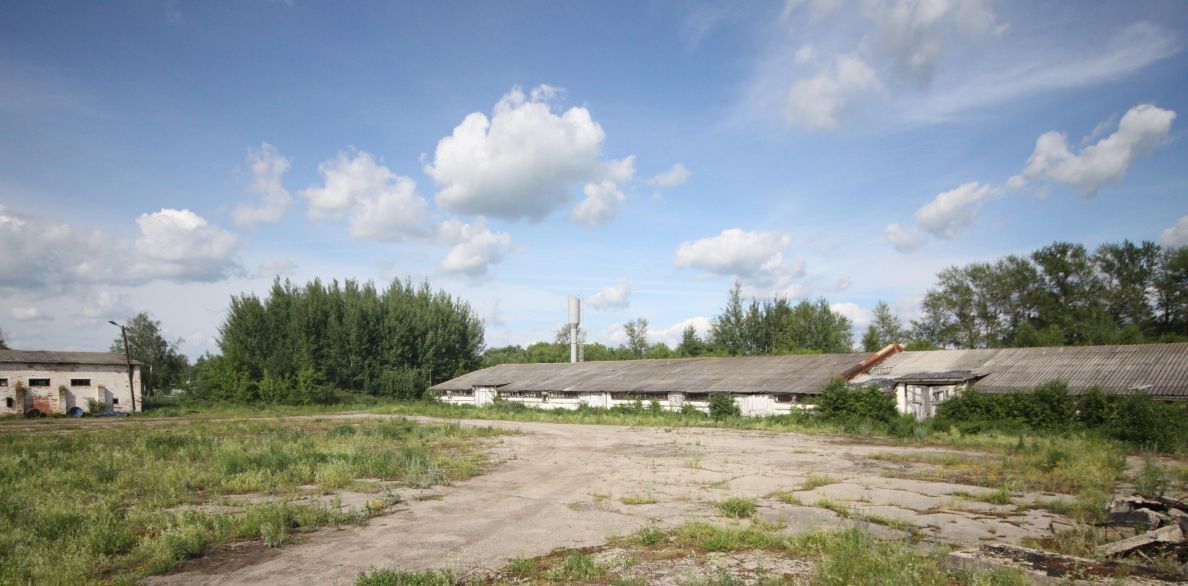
left=933, top=381, right=1188, bottom=452
left=708, top=394, right=740, bottom=419
left=817, top=379, right=896, bottom=425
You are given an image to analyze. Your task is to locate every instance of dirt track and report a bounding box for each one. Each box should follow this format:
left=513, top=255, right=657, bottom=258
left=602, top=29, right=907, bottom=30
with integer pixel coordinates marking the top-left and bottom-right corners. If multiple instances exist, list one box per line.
left=137, top=416, right=1075, bottom=585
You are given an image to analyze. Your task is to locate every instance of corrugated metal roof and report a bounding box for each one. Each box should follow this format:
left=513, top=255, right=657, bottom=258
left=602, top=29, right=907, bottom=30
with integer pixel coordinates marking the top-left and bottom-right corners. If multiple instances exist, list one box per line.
left=0, top=349, right=141, bottom=366
left=850, top=343, right=1188, bottom=397
left=430, top=352, right=869, bottom=395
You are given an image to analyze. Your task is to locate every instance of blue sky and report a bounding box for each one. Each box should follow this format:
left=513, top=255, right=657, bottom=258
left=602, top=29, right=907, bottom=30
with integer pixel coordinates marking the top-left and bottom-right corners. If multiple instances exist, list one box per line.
left=2, top=0, right=1186, bottom=357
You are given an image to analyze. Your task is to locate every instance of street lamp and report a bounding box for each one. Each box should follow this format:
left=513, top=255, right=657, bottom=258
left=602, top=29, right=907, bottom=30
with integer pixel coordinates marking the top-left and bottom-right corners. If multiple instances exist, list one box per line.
left=108, top=320, right=137, bottom=412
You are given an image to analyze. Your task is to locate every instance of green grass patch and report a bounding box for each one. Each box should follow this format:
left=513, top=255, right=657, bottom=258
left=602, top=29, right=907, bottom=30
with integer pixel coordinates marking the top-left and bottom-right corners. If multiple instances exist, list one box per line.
left=356, top=569, right=456, bottom=585
left=715, top=496, right=758, bottom=518
left=768, top=490, right=803, bottom=505
left=620, top=494, right=658, bottom=505
left=800, top=472, right=837, bottom=491
left=0, top=418, right=502, bottom=584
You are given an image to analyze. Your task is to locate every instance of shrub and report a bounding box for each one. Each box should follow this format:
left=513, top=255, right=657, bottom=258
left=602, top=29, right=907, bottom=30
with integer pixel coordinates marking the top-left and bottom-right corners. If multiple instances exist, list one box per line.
left=708, top=394, right=740, bottom=419
left=817, top=379, right=896, bottom=425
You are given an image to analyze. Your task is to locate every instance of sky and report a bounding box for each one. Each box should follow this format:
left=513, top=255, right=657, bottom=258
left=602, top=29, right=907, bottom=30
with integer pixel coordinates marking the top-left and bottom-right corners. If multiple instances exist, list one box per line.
left=1, top=0, right=1186, bottom=358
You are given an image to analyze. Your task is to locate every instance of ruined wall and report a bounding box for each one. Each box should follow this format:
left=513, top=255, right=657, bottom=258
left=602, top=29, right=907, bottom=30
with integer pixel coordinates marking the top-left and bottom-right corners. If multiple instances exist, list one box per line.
left=0, top=363, right=142, bottom=415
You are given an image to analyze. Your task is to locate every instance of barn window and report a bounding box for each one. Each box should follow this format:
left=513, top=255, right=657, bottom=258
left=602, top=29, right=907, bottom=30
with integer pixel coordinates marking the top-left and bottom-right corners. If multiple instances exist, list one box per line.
left=774, top=394, right=794, bottom=403
left=0, top=378, right=7, bottom=386
left=687, top=393, right=709, bottom=402
left=4, top=398, right=12, bottom=408
left=29, top=378, right=50, bottom=387
left=112, top=398, right=119, bottom=404
left=71, top=378, right=91, bottom=387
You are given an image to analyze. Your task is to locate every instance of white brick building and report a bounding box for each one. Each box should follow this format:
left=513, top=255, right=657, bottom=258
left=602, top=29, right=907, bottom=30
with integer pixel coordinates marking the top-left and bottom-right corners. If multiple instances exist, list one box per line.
left=0, top=350, right=143, bottom=416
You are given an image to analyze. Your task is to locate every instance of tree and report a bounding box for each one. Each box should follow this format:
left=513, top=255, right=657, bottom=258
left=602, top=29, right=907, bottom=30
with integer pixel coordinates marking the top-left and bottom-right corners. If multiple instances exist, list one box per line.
left=1154, top=246, right=1188, bottom=337
left=709, top=281, right=747, bottom=355
left=862, top=301, right=906, bottom=351
left=110, top=312, right=190, bottom=396
left=677, top=325, right=707, bottom=357
left=0, top=326, right=8, bottom=349
left=623, top=318, right=649, bottom=356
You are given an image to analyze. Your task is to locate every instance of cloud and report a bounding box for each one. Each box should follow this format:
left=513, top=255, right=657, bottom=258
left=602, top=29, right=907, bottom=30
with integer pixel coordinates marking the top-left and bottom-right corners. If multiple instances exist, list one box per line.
left=302, top=149, right=432, bottom=240
left=884, top=222, right=926, bottom=252
left=675, top=229, right=804, bottom=288
left=1017, top=104, right=1176, bottom=196
left=426, top=85, right=629, bottom=222
left=786, top=54, right=880, bottom=130
left=829, top=302, right=871, bottom=327
left=603, top=316, right=712, bottom=348
left=76, top=290, right=132, bottom=320
left=646, top=163, right=691, bottom=188
left=10, top=306, right=50, bottom=321
left=254, top=259, right=298, bottom=279
left=875, top=0, right=1004, bottom=86
left=231, top=143, right=293, bottom=228
left=570, top=180, right=626, bottom=227
left=1161, top=215, right=1188, bottom=248
left=913, top=182, right=997, bottom=239
left=587, top=281, right=632, bottom=310
left=437, top=219, right=515, bottom=276
left=132, top=209, right=243, bottom=281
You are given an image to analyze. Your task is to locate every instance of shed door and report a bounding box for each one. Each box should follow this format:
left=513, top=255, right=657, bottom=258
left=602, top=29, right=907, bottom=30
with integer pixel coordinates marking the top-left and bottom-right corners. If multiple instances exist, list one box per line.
left=474, top=387, right=496, bottom=407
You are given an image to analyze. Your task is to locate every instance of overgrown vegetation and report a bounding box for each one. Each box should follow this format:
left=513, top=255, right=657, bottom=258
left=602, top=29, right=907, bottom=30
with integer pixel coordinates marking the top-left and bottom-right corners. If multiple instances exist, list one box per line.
left=0, top=418, right=501, bottom=583
left=395, top=522, right=1030, bottom=585
left=932, top=381, right=1188, bottom=451
left=188, top=278, right=484, bottom=404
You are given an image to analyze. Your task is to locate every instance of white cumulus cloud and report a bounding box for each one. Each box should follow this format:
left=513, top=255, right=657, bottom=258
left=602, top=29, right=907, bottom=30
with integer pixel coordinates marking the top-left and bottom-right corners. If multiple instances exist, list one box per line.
left=675, top=229, right=804, bottom=288
left=132, top=209, right=242, bottom=282
left=913, top=181, right=997, bottom=239
left=426, top=85, right=628, bottom=222
left=1018, top=104, right=1176, bottom=196
left=231, top=142, right=293, bottom=228
left=829, top=302, right=872, bottom=327
left=1160, top=215, right=1188, bottom=248
left=646, top=163, right=691, bottom=188
left=302, top=149, right=431, bottom=240
left=884, top=223, right=926, bottom=253
left=437, top=219, right=515, bottom=277
left=570, top=180, right=626, bottom=227
left=587, top=281, right=632, bottom=310
left=786, top=54, right=881, bottom=130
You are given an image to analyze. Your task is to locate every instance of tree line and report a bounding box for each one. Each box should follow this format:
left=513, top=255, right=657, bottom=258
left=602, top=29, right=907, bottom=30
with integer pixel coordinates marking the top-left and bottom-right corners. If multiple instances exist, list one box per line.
left=187, top=279, right=483, bottom=403
left=481, top=282, right=857, bottom=367
left=911, top=240, right=1187, bottom=348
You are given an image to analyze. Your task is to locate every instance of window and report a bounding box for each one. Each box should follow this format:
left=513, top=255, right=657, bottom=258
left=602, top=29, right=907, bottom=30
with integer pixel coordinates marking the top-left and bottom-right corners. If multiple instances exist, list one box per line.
left=774, top=394, right=794, bottom=403
left=0, top=378, right=7, bottom=387
left=71, top=378, right=91, bottom=387
left=4, top=398, right=12, bottom=409
left=687, top=393, right=709, bottom=402
left=112, top=397, right=119, bottom=404
left=29, top=378, right=50, bottom=387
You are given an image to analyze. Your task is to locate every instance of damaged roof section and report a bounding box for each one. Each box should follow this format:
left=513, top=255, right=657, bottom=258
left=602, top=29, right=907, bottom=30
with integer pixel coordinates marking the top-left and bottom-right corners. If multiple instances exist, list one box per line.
left=849, top=343, right=1188, bottom=398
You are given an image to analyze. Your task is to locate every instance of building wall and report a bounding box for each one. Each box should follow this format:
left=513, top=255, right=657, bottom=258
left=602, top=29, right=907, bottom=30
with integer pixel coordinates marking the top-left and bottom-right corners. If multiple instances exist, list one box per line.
left=0, top=363, right=142, bottom=415
left=433, top=389, right=816, bottom=417
left=895, top=383, right=965, bottom=420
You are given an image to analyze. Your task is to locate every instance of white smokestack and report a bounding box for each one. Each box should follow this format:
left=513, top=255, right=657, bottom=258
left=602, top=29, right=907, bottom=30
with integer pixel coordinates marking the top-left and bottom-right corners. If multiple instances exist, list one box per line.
left=568, top=297, right=581, bottom=363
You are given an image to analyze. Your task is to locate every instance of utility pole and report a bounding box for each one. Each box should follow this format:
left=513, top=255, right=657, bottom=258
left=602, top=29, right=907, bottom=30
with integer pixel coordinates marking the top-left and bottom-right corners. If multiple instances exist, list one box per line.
left=109, top=321, right=137, bottom=412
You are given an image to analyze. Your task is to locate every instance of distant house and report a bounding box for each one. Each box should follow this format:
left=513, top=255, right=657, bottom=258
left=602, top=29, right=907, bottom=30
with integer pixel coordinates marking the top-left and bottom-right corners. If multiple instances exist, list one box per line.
left=0, top=350, right=142, bottom=416
left=429, top=343, right=1188, bottom=418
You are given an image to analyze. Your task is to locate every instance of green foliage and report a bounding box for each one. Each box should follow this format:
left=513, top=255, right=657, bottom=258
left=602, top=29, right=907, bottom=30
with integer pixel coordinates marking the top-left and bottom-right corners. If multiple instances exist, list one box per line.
left=110, top=312, right=190, bottom=396
left=715, top=496, right=757, bottom=518
left=862, top=301, right=907, bottom=351
left=200, top=278, right=483, bottom=404
left=933, top=383, right=1188, bottom=451
left=708, top=393, right=740, bottom=419
left=817, top=379, right=896, bottom=425
left=914, top=240, right=1188, bottom=348
left=1134, top=453, right=1169, bottom=498
left=355, top=569, right=456, bottom=586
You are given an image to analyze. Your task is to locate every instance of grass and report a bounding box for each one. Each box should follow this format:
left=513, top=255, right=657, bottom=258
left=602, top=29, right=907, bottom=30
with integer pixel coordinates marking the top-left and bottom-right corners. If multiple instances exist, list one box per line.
left=800, top=472, right=837, bottom=491
left=0, top=417, right=503, bottom=584
left=768, top=490, right=804, bottom=505
left=812, top=498, right=922, bottom=538
left=356, top=569, right=456, bottom=585
left=620, top=494, right=658, bottom=505
left=474, top=521, right=1027, bottom=586
left=715, top=496, right=758, bottom=518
